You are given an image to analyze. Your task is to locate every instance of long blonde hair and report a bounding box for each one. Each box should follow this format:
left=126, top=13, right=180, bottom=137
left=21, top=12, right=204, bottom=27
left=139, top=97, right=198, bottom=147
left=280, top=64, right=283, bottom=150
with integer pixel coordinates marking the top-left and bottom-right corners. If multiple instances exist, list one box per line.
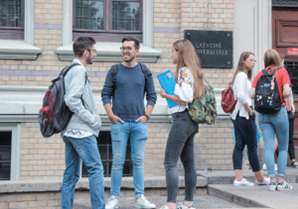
left=173, top=39, right=204, bottom=99
left=232, top=51, right=254, bottom=84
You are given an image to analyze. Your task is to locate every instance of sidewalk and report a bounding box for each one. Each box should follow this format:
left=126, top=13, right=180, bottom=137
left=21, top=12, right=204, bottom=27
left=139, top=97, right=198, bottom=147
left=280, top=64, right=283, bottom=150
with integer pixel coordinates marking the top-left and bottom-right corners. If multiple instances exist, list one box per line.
left=74, top=167, right=298, bottom=209
left=209, top=183, right=298, bottom=209
left=198, top=167, right=298, bottom=209
left=74, top=194, right=246, bottom=209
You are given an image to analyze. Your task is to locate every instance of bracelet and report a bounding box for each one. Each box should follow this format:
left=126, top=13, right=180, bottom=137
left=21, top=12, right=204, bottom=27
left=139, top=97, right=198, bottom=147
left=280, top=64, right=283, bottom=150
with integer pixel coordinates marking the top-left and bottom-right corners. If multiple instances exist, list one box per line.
left=144, top=114, right=150, bottom=119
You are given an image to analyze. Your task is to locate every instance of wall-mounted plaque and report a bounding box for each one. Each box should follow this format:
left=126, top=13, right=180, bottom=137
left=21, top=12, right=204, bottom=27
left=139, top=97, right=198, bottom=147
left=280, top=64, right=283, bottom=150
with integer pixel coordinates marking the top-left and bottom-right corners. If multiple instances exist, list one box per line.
left=184, top=30, right=233, bottom=68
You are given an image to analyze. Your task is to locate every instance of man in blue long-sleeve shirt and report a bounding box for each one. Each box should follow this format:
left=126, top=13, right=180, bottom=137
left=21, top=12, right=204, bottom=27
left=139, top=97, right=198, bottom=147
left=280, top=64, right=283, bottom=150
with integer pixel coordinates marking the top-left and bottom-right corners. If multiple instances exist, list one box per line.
left=101, top=37, right=157, bottom=209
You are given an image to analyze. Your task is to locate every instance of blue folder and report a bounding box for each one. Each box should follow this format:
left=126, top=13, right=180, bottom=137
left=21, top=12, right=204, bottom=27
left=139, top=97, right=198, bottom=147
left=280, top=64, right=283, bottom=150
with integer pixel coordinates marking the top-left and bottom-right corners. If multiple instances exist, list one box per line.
left=157, top=71, right=179, bottom=108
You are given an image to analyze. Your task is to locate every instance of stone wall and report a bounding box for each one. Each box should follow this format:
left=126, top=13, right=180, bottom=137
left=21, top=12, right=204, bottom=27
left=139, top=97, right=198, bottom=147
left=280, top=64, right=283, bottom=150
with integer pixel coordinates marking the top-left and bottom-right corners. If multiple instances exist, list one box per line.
left=0, top=192, right=61, bottom=209
left=20, top=123, right=65, bottom=180
left=0, top=0, right=235, bottom=88
left=19, top=120, right=235, bottom=179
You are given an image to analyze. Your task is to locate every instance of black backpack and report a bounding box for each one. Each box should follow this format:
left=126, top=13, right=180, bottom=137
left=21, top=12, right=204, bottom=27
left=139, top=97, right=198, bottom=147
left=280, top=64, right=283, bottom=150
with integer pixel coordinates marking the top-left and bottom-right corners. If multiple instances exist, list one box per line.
left=111, top=63, right=150, bottom=95
left=39, top=63, right=86, bottom=138
left=254, top=67, right=283, bottom=114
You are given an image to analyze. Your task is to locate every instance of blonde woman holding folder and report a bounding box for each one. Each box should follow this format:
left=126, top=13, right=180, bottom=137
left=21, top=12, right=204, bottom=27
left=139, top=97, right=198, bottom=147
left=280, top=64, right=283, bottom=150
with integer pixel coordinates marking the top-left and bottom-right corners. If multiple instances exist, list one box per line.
left=159, top=39, right=204, bottom=209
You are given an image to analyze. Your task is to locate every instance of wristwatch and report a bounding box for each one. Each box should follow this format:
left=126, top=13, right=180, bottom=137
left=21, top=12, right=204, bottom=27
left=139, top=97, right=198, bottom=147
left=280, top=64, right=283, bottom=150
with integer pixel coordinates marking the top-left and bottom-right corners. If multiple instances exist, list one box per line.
left=144, top=114, right=150, bottom=119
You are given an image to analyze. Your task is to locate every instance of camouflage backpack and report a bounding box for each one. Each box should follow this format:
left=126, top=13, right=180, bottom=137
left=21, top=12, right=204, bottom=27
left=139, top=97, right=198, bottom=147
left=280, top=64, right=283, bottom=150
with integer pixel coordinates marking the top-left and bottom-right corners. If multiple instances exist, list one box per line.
left=188, top=78, right=217, bottom=125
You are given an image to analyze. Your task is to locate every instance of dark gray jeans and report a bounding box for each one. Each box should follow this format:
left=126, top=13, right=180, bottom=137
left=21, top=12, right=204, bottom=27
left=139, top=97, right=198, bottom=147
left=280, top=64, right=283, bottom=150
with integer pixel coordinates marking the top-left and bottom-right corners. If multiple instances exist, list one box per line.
left=164, top=110, right=199, bottom=203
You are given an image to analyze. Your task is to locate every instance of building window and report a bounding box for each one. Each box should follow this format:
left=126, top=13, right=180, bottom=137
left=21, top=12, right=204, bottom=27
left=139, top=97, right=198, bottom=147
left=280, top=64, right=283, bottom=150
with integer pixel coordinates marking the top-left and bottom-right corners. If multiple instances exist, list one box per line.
left=82, top=131, right=133, bottom=177
left=73, top=0, right=142, bottom=42
left=0, top=0, right=24, bottom=40
left=0, top=131, right=12, bottom=180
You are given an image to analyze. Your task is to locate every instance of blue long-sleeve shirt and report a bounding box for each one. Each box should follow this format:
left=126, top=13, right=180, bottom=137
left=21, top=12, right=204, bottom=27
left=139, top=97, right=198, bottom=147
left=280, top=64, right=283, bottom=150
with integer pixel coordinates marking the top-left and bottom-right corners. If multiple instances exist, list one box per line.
left=101, top=63, right=157, bottom=121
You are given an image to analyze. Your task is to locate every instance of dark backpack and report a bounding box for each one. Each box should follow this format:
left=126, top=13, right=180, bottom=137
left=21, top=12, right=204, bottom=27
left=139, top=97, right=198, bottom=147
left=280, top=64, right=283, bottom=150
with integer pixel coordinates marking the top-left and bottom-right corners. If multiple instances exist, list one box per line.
left=39, top=63, right=85, bottom=138
left=111, top=63, right=151, bottom=95
left=254, top=67, right=283, bottom=114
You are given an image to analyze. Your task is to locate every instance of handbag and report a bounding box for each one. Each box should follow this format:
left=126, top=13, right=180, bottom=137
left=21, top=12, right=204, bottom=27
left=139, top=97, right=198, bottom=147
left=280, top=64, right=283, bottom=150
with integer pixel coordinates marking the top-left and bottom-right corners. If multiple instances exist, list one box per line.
left=221, top=81, right=237, bottom=113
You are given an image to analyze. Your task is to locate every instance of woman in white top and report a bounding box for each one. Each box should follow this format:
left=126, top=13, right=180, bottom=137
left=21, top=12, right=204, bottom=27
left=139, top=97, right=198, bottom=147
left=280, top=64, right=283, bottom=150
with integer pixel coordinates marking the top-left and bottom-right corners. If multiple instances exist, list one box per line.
left=159, top=40, right=203, bottom=209
left=231, top=52, right=269, bottom=187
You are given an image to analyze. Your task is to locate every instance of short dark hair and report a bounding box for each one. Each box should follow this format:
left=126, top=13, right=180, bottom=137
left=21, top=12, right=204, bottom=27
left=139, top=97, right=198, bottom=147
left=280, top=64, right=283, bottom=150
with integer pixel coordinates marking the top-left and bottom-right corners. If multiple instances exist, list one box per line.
left=73, top=37, right=96, bottom=57
left=122, top=37, right=140, bottom=50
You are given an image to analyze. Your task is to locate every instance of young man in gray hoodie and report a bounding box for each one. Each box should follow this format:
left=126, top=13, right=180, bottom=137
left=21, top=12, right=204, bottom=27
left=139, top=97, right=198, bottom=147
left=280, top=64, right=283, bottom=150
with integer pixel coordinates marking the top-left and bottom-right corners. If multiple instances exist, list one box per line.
left=61, top=37, right=105, bottom=209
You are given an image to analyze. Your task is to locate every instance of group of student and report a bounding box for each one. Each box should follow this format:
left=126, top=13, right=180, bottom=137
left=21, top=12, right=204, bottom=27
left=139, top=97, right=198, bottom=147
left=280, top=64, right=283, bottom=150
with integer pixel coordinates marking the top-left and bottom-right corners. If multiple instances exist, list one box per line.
left=59, top=35, right=297, bottom=209
left=230, top=49, right=298, bottom=191
left=60, top=37, right=202, bottom=209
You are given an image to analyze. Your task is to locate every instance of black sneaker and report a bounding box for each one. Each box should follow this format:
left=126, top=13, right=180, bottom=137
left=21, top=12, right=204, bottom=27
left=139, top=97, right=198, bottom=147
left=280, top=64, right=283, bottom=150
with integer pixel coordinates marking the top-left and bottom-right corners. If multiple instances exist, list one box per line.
left=291, top=161, right=298, bottom=168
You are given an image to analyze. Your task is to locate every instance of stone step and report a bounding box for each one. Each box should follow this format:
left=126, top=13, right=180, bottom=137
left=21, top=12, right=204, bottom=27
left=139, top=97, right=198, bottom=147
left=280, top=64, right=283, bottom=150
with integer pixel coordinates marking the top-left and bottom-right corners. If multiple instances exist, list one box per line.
left=197, top=167, right=298, bottom=184
left=74, top=176, right=207, bottom=209
left=209, top=183, right=298, bottom=209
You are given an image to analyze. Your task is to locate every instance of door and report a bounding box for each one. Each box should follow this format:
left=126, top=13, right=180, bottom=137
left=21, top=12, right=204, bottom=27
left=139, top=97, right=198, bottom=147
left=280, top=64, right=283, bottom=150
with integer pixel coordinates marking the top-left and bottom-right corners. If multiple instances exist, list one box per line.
left=272, top=5, right=298, bottom=145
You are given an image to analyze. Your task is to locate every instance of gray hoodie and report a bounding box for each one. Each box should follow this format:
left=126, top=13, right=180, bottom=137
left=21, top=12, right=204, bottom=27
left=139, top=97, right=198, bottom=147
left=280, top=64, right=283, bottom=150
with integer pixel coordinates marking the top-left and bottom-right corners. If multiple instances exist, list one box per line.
left=63, top=59, right=101, bottom=137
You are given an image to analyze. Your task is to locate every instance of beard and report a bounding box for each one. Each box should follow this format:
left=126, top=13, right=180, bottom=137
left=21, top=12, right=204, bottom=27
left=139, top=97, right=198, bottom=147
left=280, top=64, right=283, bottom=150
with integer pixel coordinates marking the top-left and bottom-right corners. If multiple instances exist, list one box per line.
left=86, top=54, right=93, bottom=64
left=123, top=55, right=135, bottom=63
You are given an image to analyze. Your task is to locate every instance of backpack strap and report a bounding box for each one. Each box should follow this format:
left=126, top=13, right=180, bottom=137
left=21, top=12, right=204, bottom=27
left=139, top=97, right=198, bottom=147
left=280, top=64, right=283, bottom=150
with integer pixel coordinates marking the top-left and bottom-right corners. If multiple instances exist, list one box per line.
left=111, top=64, right=118, bottom=96
left=61, top=63, right=80, bottom=76
left=272, top=67, right=283, bottom=75
left=61, top=63, right=87, bottom=85
left=263, top=67, right=283, bottom=75
left=139, top=63, right=151, bottom=94
left=111, top=63, right=151, bottom=96
left=111, top=64, right=118, bottom=90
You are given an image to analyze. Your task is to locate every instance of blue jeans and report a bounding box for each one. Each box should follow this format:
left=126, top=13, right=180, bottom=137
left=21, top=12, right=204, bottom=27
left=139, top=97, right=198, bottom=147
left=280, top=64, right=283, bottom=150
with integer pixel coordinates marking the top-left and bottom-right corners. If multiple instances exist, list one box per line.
left=110, top=121, right=148, bottom=199
left=258, top=106, right=289, bottom=178
left=61, top=135, right=105, bottom=209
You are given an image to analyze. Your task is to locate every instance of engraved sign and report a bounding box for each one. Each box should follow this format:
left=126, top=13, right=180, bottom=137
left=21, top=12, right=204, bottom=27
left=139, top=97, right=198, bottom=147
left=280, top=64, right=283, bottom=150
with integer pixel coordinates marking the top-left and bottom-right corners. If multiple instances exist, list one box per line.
left=184, top=30, right=233, bottom=68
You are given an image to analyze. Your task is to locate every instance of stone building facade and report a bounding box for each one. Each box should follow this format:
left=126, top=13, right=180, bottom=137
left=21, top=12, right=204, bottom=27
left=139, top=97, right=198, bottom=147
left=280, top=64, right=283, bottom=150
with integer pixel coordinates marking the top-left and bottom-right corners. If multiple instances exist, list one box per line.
left=0, top=0, right=274, bottom=181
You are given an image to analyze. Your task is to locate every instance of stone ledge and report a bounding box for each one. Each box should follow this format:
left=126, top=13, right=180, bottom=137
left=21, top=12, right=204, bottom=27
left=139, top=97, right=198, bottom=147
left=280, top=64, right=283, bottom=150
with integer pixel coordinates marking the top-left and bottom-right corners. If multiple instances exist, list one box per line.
left=0, top=40, right=42, bottom=60
left=0, top=176, right=207, bottom=194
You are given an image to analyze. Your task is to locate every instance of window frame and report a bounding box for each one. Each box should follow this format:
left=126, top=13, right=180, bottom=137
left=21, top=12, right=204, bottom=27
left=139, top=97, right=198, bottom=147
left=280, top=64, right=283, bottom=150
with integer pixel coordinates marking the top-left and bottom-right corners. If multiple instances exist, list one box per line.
left=0, top=0, right=25, bottom=40
left=72, top=0, right=143, bottom=42
left=0, top=124, right=21, bottom=180
left=81, top=131, right=133, bottom=178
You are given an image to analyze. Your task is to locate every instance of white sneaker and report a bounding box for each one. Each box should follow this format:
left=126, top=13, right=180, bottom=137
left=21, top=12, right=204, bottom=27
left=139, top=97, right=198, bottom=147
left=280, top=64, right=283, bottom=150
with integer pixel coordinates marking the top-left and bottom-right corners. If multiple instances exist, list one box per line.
left=275, top=164, right=277, bottom=171
left=256, top=177, right=270, bottom=185
left=269, top=182, right=277, bottom=191
left=105, top=195, right=118, bottom=209
left=176, top=202, right=196, bottom=209
left=234, top=178, right=254, bottom=186
left=277, top=181, right=293, bottom=191
left=160, top=206, right=169, bottom=209
left=135, top=194, right=156, bottom=208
